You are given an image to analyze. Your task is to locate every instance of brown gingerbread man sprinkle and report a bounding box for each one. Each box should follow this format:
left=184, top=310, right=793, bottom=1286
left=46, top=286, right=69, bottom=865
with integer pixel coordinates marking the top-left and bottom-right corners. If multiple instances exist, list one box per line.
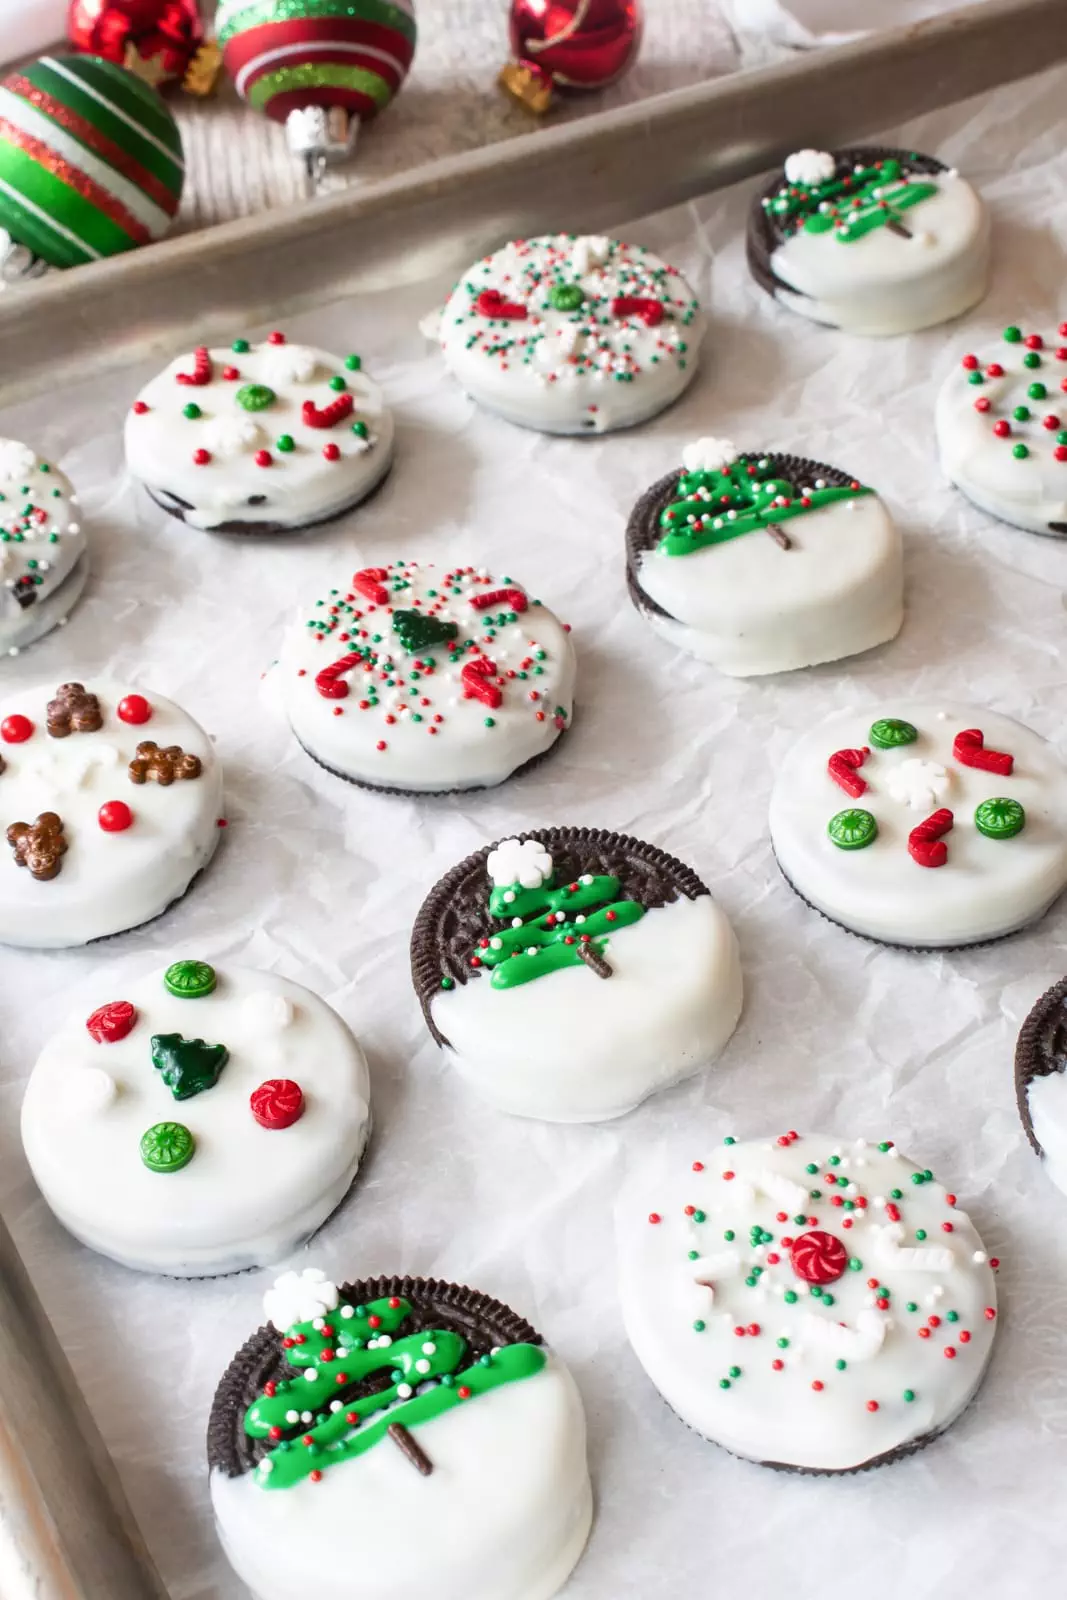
left=47, top=683, right=102, bottom=738
left=128, top=741, right=202, bottom=786
left=7, top=812, right=67, bottom=880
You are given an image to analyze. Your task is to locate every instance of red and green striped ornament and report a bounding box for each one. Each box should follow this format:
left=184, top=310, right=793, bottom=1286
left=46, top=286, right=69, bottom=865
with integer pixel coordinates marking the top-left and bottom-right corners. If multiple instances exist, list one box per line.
left=217, top=0, right=417, bottom=127
left=0, top=54, right=184, bottom=270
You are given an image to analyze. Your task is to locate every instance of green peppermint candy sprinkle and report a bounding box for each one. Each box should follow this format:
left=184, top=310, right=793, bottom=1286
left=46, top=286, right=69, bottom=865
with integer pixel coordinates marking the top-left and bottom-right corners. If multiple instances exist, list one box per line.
left=548, top=282, right=584, bottom=311
left=974, top=797, right=1025, bottom=839
left=237, top=384, right=277, bottom=412
left=869, top=718, right=918, bottom=749
left=828, top=808, right=878, bottom=850
left=140, top=1121, right=195, bottom=1173
left=164, top=960, right=217, bottom=999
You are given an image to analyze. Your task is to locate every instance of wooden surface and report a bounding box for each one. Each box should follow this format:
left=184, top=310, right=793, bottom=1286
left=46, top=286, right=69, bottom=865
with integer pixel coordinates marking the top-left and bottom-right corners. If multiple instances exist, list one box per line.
left=0, top=1216, right=169, bottom=1600
left=1, top=0, right=1065, bottom=406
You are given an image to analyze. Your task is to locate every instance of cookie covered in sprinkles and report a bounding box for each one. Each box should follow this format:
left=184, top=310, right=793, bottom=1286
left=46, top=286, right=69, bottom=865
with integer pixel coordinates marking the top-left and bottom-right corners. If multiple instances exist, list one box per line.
left=625, top=437, right=902, bottom=675
left=0, top=438, right=88, bottom=656
left=747, top=146, right=988, bottom=337
left=208, top=1269, right=593, bottom=1600
left=124, top=331, right=393, bottom=533
left=278, top=560, right=576, bottom=793
left=434, top=233, right=705, bottom=434
left=617, top=1133, right=999, bottom=1472
left=769, top=702, right=1067, bottom=947
left=411, top=826, right=742, bottom=1121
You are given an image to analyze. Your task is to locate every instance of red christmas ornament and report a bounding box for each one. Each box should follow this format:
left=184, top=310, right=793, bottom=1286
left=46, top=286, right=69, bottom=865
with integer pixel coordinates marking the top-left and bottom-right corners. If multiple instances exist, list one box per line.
left=502, top=0, right=642, bottom=114
left=67, top=1, right=221, bottom=95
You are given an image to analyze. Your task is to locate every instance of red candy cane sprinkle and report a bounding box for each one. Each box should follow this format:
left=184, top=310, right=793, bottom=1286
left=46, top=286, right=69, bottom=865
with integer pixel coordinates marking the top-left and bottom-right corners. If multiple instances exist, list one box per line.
left=908, top=808, right=954, bottom=869
left=476, top=289, right=527, bottom=320
left=461, top=657, right=503, bottom=709
left=175, top=346, right=213, bottom=386
left=828, top=746, right=870, bottom=798
left=469, top=587, right=528, bottom=614
left=250, top=1079, right=305, bottom=1130
left=302, top=394, right=354, bottom=429
left=611, top=296, right=665, bottom=326
left=86, top=1000, right=137, bottom=1044
left=352, top=567, right=391, bottom=606
left=953, top=728, right=1014, bottom=776
left=315, top=654, right=362, bottom=700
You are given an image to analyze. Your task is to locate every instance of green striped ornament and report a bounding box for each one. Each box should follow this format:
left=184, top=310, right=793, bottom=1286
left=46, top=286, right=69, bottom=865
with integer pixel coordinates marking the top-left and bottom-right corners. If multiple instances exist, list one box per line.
left=0, top=54, right=184, bottom=269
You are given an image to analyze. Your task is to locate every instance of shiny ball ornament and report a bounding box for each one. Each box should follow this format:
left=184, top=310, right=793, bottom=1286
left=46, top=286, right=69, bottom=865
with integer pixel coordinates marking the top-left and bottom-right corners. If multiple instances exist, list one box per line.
left=0, top=53, right=185, bottom=269
left=216, top=0, right=418, bottom=173
left=67, top=1, right=220, bottom=94
left=501, top=0, right=642, bottom=114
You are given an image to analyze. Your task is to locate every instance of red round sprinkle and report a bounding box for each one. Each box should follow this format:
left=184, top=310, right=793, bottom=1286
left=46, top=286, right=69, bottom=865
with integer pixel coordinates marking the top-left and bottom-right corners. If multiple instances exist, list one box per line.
left=866, top=1400, right=879, bottom=1412
left=811, top=1380, right=824, bottom=1391
left=268, top=330, right=286, bottom=344
left=250, top=1078, right=305, bottom=1130
left=1026, top=334, right=1043, bottom=349
left=648, top=1213, right=661, bottom=1224
left=961, top=354, right=978, bottom=370
left=987, top=362, right=1004, bottom=377
left=918, top=1327, right=931, bottom=1339
left=974, top=398, right=991, bottom=412
left=132, top=400, right=149, bottom=414
left=458, top=1386, right=471, bottom=1399
left=944, top=1347, right=956, bottom=1359
left=310, top=1470, right=322, bottom=1483
left=98, top=800, right=133, bottom=832
left=772, top=1359, right=784, bottom=1370
left=193, top=448, right=211, bottom=465
left=1, top=714, right=34, bottom=743
left=928, top=1315, right=941, bottom=1327
left=323, top=442, right=341, bottom=461
left=255, top=449, right=273, bottom=467
left=86, top=1000, right=137, bottom=1044
left=692, top=1161, right=704, bottom=1172
left=722, top=1170, right=735, bottom=1181
left=747, top=1323, right=761, bottom=1337
left=269, top=1426, right=282, bottom=1440
left=1043, top=415, right=1061, bottom=430
left=959, top=1330, right=971, bottom=1343
left=1056, top=446, right=1067, bottom=462
left=223, top=366, right=240, bottom=381
left=993, top=420, right=1011, bottom=438
left=989, top=1259, right=1000, bottom=1269
left=368, top=1315, right=381, bottom=1328
left=117, top=694, right=151, bottom=725
left=942, top=1222, right=954, bottom=1232
left=985, top=1307, right=996, bottom=1319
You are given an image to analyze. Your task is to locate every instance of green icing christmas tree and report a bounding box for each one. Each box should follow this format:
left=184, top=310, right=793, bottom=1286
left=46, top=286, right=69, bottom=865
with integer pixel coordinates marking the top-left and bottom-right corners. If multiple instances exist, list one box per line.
left=766, top=155, right=937, bottom=243
left=244, top=1290, right=544, bottom=1489
left=475, top=839, right=645, bottom=989
left=657, top=451, right=870, bottom=558
left=151, top=1033, right=228, bottom=1100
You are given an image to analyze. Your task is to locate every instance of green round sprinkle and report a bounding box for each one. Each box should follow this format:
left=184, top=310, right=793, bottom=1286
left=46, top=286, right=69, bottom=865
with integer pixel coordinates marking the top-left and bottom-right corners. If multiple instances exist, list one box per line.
left=1024, top=351, right=1041, bottom=368
left=329, top=375, right=347, bottom=392
left=352, top=420, right=369, bottom=439
left=1003, top=325, right=1022, bottom=342
left=848, top=1258, right=863, bottom=1271
left=828, top=808, right=877, bottom=851
left=723, top=1230, right=735, bottom=1242
left=946, top=1310, right=959, bottom=1322
left=806, top=1163, right=818, bottom=1174
left=777, top=1337, right=789, bottom=1348
left=724, top=1136, right=736, bottom=1145
left=232, top=338, right=250, bottom=353
left=237, top=383, right=276, bottom=412
left=835, top=1359, right=847, bottom=1370
left=1013, top=443, right=1030, bottom=458
left=1028, top=382, right=1047, bottom=400
left=277, top=434, right=295, bottom=452
left=140, top=1121, right=194, bottom=1173
left=974, top=796, right=1025, bottom=839
left=345, top=354, right=362, bottom=370
left=440, top=976, right=455, bottom=990
left=869, top=717, right=918, bottom=749
left=163, top=960, right=216, bottom=999
left=484, top=716, right=495, bottom=728
left=693, top=1320, right=706, bottom=1332
left=903, top=1389, right=915, bottom=1403
left=784, top=1290, right=797, bottom=1304
left=967, top=371, right=984, bottom=385
left=907, top=1302, right=918, bottom=1312
left=728, top=1366, right=741, bottom=1379
left=1013, top=405, right=1031, bottom=422
left=916, top=1229, right=927, bottom=1241
left=548, top=282, right=584, bottom=311
left=183, top=402, right=201, bottom=420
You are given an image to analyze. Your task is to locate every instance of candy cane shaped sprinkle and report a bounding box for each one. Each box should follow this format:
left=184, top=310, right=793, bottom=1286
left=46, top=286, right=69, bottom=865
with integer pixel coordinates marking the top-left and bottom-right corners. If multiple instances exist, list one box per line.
left=314, top=655, right=363, bottom=700
left=908, top=808, right=954, bottom=869
left=611, top=296, right=665, bottom=326
left=461, top=658, right=503, bottom=709
left=351, top=568, right=391, bottom=606
left=175, top=347, right=213, bottom=387
left=952, top=728, right=1014, bottom=776
left=469, top=587, right=528, bottom=614
left=302, top=395, right=355, bottom=430
left=828, top=746, right=870, bottom=798
left=476, top=289, right=527, bottom=320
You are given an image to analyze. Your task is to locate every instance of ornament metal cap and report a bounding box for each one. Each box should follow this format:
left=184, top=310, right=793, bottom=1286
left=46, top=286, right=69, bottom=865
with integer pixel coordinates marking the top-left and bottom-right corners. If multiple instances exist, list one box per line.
left=499, top=59, right=554, bottom=115
left=286, top=105, right=359, bottom=183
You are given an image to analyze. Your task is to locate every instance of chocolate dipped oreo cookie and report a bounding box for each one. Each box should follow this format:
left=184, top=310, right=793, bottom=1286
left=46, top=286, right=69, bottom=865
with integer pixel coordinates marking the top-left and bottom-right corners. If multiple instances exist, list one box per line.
left=747, top=146, right=988, bottom=337
left=1015, top=976, right=1067, bottom=1198
left=625, top=437, right=902, bottom=675
left=412, top=826, right=742, bottom=1122
left=208, top=1268, right=592, bottom=1600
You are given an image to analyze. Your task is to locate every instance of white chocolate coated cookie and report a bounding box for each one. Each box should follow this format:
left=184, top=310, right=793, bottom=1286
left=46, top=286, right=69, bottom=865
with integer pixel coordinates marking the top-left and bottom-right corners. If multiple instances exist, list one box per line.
left=125, top=332, right=393, bottom=532
left=0, top=438, right=87, bottom=655
left=628, top=443, right=902, bottom=675
left=414, top=829, right=742, bottom=1122
left=436, top=234, right=704, bottom=434
left=769, top=703, right=1067, bottom=946
left=936, top=322, right=1067, bottom=535
left=0, top=678, right=222, bottom=948
left=617, top=1133, right=999, bottom=1472
left=21, top=963, right=371, bottom=1276
left=279, top=561, right=576, bottom=793
left=750, top=148, right=988, bottom=337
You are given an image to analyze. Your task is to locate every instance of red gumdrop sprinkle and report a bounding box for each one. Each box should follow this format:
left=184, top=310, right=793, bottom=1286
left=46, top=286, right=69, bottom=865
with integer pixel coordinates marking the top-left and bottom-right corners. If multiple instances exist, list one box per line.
left=85, top=1000, right=137, bottom=1044
left=1, top=714, right=34, bottom=743
left=117, top=694, right=151, bottom=725
left=98, top=800, right=133, bottom=832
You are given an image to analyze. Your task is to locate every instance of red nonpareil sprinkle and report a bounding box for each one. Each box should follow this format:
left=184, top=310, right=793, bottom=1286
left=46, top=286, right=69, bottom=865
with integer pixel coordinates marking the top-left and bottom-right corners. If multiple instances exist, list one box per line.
left=944, top=1347, right=956, bottom=1359
left=346, top=1411, right=359, bottom=1424
left=989, top=1259, right=1000, bottom=1270
left=734, top=1326, right=746, bottom=1337
left=772, top=1359, right=784, bottom=1371
left=961, top=354, right=978, bottom=370
left=268, top=330, right=286, bottom=344
left=993, top=419, right=1011, bottom=438
left=747, top=1324, right=760, bottom=1337
left=985, top=1307, right=996, bottom=1319
left=723, top=1171, right=735, bottom=1181
left=959, top=1330, right=972, bottom=1343
left=987, top=362, right=1004, bottom=377
left=918, top=1327, right=931, bottom=1339
left=684, top=1205, right=695, bottom=1216
left=310, top=1470, right=323, bottom=1483
left=255, top=449, right=272, bottom=467
left=264, top=1382, right=276, bottom=1397
left=132, top=399, right=149, bottom=414
left=942, top=1222, right=954, bottom=1232
left=193, top=448, right=211, bottom=465
left=222, top=366, right=240, bottom=381
left=692, top=1161, right=704, bottom=1171
left=811, top=1381, right=824, bottom=1392
left=1044, top=414, right=1062, bottom=430
left=866, top=1400, right=879, bottom=1412
left=269, top=1425, right=282, bottom=1439
left=946, top=1194, right=957, bottom=1206
left=1026, top=333, right=1043, bottom=349
left=928, top=1315, right=941, bottom=1327
left=648, top=1213, right=661, bottom=1224
left=458, top=1386, right=471, bottom=1399
left=974, top=397, right=991, bottom=413
left=389, top=1297, right=402, bottom=1308
left=368, top=1315, right=381, bottom=1328
left=376, top=740, right=387, bottom=751
left=323, top=443, right=341, bottom=461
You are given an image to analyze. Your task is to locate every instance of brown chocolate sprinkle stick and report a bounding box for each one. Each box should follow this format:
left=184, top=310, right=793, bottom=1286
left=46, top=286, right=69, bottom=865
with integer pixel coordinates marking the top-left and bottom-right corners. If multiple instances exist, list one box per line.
left=886, top=220, right=912, bottom=239
left=387, top=1422, right=433, bottom=1476
left=764, top=522, right=792, bottom=549
left=576, top=941, right=612, bottom=979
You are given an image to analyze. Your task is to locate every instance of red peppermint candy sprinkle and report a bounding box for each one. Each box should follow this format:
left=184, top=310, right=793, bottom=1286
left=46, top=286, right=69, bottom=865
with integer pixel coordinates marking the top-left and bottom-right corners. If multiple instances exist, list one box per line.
left=790, top=1229, right=848, bottom=1285
left=86, top=1000, right=137, bottom=1044
left=250, top=1078, right=305, bottom=1130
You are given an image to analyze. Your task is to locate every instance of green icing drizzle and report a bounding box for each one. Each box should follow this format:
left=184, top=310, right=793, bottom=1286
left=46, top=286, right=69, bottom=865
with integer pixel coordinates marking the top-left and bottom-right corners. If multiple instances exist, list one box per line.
left=765, top=157, right=938, bottom=243
left=657, top=456, right=872, bottom=557
left=479, top=873, right=645, bottom=989
left=245, top=1295, right=545, bottom=1490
